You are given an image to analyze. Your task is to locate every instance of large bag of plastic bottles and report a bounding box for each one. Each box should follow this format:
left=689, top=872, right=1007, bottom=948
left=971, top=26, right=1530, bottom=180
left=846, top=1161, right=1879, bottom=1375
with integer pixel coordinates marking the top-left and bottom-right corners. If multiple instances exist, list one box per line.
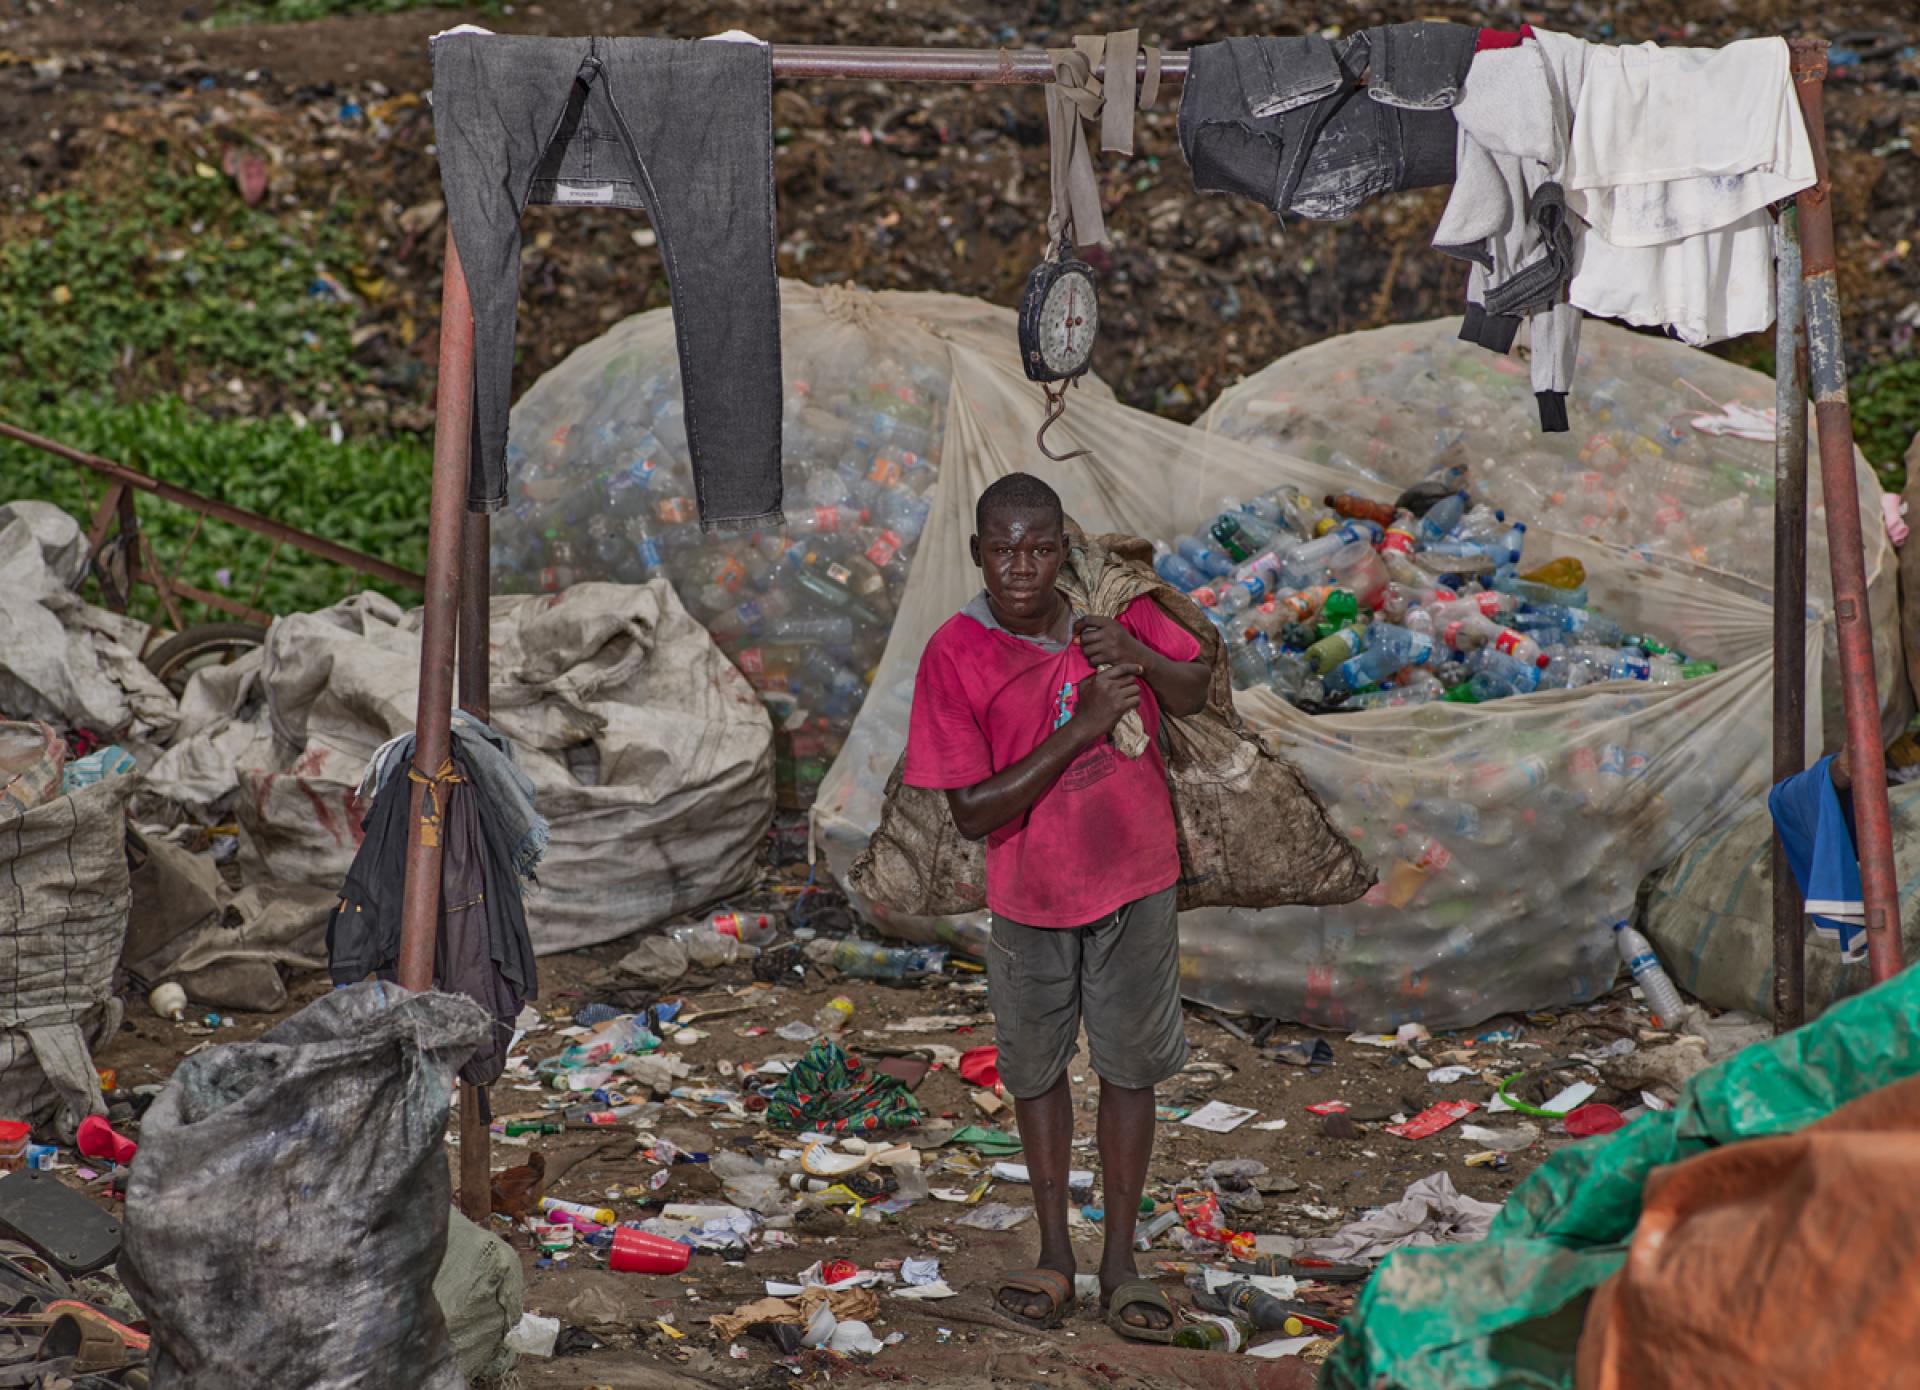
left=1178, top=317, right=1903, bottom=1028
left=497, top=287, right=1888, bottom=1029
left=494, top=283, right=1047, bottom=807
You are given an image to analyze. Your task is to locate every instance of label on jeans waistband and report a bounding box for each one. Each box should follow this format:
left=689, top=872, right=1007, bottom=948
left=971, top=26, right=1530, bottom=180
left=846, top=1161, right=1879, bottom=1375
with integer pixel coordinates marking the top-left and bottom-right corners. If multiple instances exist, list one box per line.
left=552, top=182, right=616, bottom=205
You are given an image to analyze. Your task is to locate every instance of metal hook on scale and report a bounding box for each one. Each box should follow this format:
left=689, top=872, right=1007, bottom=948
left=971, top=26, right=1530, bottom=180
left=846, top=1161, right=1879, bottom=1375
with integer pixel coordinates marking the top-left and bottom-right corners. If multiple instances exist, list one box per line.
left=1035, top=378, right=1091, bottom=462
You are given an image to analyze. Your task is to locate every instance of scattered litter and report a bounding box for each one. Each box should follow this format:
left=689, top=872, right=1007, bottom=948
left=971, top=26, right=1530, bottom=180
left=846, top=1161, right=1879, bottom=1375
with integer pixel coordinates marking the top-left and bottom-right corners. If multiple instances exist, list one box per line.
left=1252, top=1119, right=1290, bottom=1131
left=1305, top=1100, right=1350, bottom=1115
left=1425, top=1065, right=1477, bottom=1085
left=1495, top=1075, right=1597, bottom=1118
left=1248, top=1334, right=1320, bottom=1359
left=1270, top=1039, right=1335, bottom=1067
left=1298, top=1172, right=1501, bottom=1262
left=992, top=1160, right=1094, bottom=1191
left=711, top=1286, right=881, bottom=1344
left=1459, top=1122, right=1539, bottom=1152
left=947, top=1125, right=1023, bottom=1157
left=1385, top=1101, right=1478, bottom=1139
left=1564, top=1103, right=1628, bottom=1138
left=886, top=1015, right=975, bottom=1032
left=504, top=1313, right=560, bottom=1359
left=957, top=1045, right=1002, bottom=1093
left=1182, top=1101, right=1259, bottom=1133
left=957, top=1202, right=1030, bottom=1231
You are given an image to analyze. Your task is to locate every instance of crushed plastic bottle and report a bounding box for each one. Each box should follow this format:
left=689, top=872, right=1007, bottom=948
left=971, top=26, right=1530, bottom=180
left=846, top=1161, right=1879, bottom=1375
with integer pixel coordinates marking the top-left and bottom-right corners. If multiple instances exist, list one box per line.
left=803, top=938, right=949, bottom=981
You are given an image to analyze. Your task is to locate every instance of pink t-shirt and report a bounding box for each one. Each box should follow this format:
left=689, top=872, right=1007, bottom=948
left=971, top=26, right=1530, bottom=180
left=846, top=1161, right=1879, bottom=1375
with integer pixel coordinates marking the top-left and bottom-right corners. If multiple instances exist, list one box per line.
left=903, top=593, right=1201, bottom=927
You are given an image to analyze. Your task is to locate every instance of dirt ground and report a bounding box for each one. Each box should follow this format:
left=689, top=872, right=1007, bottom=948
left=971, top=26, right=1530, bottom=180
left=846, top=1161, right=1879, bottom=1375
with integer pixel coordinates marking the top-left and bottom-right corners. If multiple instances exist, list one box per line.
left=90, top=885, right=1669, bottom=1387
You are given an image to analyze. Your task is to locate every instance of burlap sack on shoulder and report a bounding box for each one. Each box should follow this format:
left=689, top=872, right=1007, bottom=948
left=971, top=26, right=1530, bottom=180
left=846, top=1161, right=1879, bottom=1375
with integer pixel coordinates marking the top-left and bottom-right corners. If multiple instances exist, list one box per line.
left=849, top=524, right=1374, bottom=916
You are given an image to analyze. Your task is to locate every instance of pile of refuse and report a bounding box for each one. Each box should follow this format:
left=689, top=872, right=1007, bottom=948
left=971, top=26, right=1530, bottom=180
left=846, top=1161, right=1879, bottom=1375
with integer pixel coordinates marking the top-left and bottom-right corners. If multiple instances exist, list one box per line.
left=1155, top=480, right=1713, bottom=711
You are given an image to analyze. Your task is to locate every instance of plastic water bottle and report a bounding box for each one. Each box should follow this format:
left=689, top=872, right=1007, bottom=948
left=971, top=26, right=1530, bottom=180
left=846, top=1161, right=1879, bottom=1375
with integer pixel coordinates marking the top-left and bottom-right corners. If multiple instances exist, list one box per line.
left=1332, top=644, right=1406, bottom=692
left=1427, top=592, right=1516, bottom=625
left=1305, top=626, right=1365, bottom=675
left=1152, top=541, right=1207, bottom=591
left=1417, top=491, right=1469, bottom=544
left=1440, top=614, right=1548, bottom=669
left=1193, top=575, right=1265, bottom=615
left=1367, top=621, right=1435, bottom=665
left=668, top=926, right=759, bottom=967
left=1521, top=602, right=1625, bottom=646
left=813, top=996, right=854, bottom=1034
left=1613, top=920, right=1687, bottom=1025
left=804, top=939, right=949, bottom=981
left=1177, top=534, right=1235, bottom=580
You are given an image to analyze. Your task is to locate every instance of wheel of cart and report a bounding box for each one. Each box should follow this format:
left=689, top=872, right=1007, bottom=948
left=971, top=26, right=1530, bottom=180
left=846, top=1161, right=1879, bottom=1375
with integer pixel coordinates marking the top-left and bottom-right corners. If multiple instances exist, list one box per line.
left=142, top=621, right=270, bottom=697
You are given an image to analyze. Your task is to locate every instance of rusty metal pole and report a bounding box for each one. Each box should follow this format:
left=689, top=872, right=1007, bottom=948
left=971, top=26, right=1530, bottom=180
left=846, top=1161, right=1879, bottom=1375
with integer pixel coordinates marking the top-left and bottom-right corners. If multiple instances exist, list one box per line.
left=1771, top=205, right=1810, bottom=1033
left=455, top=503, right=493, bottom=1223
left=1789, top=39, right=1905, bottom=982
left=396, top=232, right=475, bottom=993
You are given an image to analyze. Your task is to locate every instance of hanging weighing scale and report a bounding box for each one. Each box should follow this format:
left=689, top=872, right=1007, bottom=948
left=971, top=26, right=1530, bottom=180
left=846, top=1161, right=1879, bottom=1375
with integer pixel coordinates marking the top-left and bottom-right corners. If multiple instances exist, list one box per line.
left=1017, top=233, right=1098, bottom=462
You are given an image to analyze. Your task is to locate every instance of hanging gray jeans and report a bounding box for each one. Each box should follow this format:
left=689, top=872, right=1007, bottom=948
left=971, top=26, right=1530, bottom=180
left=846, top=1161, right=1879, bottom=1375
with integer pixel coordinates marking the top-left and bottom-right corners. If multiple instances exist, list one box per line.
left=431, top=34, right=784, bottom=530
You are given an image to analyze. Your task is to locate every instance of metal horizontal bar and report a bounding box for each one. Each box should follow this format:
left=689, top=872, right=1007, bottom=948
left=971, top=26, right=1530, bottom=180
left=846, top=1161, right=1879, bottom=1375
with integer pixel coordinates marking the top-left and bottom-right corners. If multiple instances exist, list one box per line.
left=769, top=44, right=1189, bottom=84
left=126, top=560, right=274, bottom=627
left=0, top=417, right=427, bottom=593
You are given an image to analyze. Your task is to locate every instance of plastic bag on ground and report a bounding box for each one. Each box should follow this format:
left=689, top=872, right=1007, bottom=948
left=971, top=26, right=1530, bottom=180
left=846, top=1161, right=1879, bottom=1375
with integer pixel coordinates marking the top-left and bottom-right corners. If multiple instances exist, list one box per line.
left=1322, top=960, right=1920, bottom=1390
left=0, top=773, right=134, bottom=1140
left=121, top=983, right=490, bottom=1390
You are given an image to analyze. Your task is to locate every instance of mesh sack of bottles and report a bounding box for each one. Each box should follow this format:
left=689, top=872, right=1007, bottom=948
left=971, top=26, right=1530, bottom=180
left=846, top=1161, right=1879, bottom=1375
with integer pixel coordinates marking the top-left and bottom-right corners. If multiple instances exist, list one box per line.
left=490, top=282, right=1107, bottom=807
left=1174, top=317, right=1902, bottom=1029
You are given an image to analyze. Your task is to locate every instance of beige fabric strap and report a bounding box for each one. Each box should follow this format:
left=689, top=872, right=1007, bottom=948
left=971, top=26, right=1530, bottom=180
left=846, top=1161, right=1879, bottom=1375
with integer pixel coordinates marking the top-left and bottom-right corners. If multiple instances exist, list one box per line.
left=1044, top=29, right=1161, bottom=247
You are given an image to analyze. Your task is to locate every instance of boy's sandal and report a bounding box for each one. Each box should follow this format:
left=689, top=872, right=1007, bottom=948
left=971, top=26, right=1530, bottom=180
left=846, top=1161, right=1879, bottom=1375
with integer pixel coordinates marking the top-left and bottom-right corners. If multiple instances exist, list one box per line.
left=992, top=1268, right=1074, bottom=1330
left=1106, top=1278, right=1176, bottom=1343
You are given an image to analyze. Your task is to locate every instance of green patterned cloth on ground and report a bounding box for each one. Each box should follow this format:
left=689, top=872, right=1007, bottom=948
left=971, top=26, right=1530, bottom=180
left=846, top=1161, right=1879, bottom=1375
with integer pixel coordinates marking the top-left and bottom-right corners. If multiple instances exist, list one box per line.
left=765, top=1040, right=922, bottom=1133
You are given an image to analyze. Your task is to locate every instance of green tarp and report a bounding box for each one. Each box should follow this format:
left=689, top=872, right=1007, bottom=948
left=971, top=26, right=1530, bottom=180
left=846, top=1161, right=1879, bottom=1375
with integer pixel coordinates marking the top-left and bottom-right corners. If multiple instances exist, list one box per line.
left=1325, top=963, right=1920, bottom=1390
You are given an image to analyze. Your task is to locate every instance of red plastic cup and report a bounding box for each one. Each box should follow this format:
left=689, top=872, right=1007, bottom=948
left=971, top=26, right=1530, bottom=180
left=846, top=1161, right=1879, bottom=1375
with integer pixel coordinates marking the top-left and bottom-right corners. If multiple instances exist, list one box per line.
left=609, top=1228, right=691, bottom=1275
left=76, top=1116, right=139, bottom=1166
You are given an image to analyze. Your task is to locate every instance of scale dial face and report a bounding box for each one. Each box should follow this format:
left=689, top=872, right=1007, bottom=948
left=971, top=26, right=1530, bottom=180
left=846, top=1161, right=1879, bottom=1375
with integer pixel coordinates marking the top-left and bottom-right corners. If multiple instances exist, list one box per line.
left=1035, top=267, right=1098, bottom=378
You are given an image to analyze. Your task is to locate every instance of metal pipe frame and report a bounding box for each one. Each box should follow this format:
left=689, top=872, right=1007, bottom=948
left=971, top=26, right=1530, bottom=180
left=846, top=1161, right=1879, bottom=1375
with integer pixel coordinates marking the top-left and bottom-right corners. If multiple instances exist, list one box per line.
left=0, top=418, right=427, bottom=595
left=769, top=43, right=1187, bottom=85
left=1772, top=205, right=1810, bottom=1032
left=396, top=232, right=475, bottom=996
left=1789, top=39, right=1904, bottom=984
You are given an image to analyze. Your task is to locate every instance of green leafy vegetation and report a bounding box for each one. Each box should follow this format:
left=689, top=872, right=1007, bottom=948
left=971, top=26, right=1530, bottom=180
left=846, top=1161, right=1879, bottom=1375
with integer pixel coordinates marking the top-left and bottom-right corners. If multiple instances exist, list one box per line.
left=0, top=155, right=429, bottom=623
left=1853, top=357, right=1920, bottom=491
left=0, top=164, right=362, bottom=403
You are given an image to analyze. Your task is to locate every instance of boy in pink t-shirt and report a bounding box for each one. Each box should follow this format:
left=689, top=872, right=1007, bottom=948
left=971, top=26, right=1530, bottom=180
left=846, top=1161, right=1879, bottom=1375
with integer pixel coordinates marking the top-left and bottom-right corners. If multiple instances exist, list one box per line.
left=903, top=473, right=1208, bottom=1339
